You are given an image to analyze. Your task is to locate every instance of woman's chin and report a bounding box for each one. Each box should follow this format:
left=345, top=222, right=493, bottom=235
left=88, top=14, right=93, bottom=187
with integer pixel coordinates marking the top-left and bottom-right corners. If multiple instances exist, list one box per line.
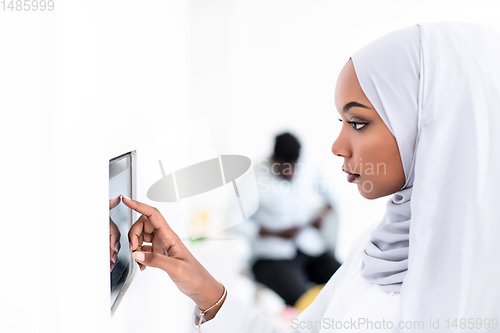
left=356, top=180, right=380, bottom=200
left=358, top=183, right=401, bottom=200
left=358, top=189, right=379, bottom=200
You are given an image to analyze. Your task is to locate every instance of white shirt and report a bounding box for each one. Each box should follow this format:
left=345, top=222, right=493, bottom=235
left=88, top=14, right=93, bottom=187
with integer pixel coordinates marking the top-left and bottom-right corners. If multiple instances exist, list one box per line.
left=192, top=220, right=401, bottom=332
left=234, top=157, right=337, bottom=262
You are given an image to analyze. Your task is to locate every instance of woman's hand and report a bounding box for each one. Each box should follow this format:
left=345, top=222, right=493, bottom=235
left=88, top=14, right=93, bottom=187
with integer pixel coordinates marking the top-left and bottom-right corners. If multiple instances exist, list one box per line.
left=122, top=196, right=225, bottom=320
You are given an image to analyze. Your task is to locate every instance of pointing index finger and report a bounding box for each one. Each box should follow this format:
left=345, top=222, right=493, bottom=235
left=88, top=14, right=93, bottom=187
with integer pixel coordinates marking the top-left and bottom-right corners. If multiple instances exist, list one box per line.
left=121, top=196, right=174, bottom=233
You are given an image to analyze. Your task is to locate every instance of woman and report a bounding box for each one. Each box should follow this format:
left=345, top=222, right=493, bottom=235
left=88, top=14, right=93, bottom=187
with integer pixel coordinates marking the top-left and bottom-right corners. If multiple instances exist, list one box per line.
left=122, top=21, right=500, bottom=332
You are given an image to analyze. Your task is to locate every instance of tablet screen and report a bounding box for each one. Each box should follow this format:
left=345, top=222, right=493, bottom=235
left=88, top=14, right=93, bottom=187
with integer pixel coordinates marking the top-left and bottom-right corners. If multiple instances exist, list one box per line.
left=109, top=152, right=135, bottom=314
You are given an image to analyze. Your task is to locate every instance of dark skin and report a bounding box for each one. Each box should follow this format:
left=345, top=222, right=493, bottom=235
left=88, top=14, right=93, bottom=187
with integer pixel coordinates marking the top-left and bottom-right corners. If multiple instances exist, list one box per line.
left=122, top=195, right=225, bottom=321
left=272, top=157, right=297, bottom=181
left=332, top=59, right=405, bottom=199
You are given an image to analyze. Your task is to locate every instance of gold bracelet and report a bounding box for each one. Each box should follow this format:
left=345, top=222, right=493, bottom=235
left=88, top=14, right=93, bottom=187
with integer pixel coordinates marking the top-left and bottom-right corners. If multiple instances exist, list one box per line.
left=198, top=281, right=227, bottom=333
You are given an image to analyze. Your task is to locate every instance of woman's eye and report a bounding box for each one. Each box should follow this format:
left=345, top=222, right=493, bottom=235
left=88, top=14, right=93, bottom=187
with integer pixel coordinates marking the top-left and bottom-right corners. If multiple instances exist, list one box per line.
left=352, top=122, right=366, bottom=130
left=347, top=121, right=366, bottom=130
left=338, top=118, right=367, bottom=130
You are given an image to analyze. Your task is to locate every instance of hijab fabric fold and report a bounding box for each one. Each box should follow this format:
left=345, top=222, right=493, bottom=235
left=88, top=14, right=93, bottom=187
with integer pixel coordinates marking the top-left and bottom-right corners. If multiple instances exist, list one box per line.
left=351, top=25, right=421, bottom=293
left=360, top=187, right=412, bottom=292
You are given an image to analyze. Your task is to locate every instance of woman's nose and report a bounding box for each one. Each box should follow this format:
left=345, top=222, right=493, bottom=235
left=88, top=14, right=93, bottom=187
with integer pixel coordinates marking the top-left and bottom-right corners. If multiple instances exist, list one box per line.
left=331, top=134, right=351, bottom=158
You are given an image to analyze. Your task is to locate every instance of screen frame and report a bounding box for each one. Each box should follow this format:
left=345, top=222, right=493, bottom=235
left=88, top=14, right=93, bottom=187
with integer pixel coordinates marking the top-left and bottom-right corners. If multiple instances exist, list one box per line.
left=109, top=150, right=137, bottom=316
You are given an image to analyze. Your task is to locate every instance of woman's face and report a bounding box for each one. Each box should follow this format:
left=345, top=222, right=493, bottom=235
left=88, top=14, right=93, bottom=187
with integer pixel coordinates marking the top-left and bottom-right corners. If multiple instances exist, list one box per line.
left=331, top=59, right=405, bottom=199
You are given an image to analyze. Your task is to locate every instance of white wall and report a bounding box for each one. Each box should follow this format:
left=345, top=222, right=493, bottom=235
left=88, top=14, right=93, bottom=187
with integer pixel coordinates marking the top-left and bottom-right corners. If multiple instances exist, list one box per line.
left=2, top=1, right=500, bottom=332
left=1, top=1, right=192, bottom=332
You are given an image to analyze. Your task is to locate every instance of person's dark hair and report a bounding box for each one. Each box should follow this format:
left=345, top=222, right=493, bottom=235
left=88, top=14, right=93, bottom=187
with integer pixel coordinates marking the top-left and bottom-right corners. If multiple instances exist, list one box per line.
left=273, top=132, right=301, bottom=163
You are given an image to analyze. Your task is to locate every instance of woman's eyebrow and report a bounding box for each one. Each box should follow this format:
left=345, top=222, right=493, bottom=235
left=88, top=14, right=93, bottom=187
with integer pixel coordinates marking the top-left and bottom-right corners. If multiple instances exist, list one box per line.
left=343, top=101, right=370, bottom=113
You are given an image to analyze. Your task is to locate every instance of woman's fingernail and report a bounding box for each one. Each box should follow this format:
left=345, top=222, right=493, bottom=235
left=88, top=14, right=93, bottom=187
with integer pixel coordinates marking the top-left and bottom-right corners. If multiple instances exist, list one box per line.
left=133, top=252, right=145, bottom=262
left=114, top=245, right=119, bottom=253
left=111, top=256, right=116, bottom=263
left=122, top=195, right=130, bottom=200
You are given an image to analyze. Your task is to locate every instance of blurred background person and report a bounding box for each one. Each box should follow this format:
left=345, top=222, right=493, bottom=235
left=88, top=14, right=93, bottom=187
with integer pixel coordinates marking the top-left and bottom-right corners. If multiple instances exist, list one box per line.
left=236, top=132, right=342, bottom=311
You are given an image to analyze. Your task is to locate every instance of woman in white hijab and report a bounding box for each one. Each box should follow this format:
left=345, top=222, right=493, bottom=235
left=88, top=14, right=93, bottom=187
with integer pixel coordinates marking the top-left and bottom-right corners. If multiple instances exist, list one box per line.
left=122, top=21, right=500, bottom=332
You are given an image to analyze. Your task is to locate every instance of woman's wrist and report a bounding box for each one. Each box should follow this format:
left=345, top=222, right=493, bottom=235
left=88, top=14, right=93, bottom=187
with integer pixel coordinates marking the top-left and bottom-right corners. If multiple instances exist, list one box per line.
left=191, top=279, right=226, bottom=320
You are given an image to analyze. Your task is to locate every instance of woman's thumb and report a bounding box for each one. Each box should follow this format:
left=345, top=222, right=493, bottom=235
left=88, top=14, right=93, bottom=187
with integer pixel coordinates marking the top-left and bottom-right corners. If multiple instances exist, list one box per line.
left=133, top=251, right=177, bottom=273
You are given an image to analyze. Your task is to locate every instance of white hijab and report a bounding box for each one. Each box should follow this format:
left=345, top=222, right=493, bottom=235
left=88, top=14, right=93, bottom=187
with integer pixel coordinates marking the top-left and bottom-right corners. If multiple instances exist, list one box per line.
left=351, top=22, right=500, bottom=331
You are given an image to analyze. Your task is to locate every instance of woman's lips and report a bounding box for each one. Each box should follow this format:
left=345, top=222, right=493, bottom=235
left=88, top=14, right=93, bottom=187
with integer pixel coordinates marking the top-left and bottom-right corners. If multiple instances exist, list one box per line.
left=342, top=168, right=360, bottom=183
left=347, top=174, right=360, bottom=183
